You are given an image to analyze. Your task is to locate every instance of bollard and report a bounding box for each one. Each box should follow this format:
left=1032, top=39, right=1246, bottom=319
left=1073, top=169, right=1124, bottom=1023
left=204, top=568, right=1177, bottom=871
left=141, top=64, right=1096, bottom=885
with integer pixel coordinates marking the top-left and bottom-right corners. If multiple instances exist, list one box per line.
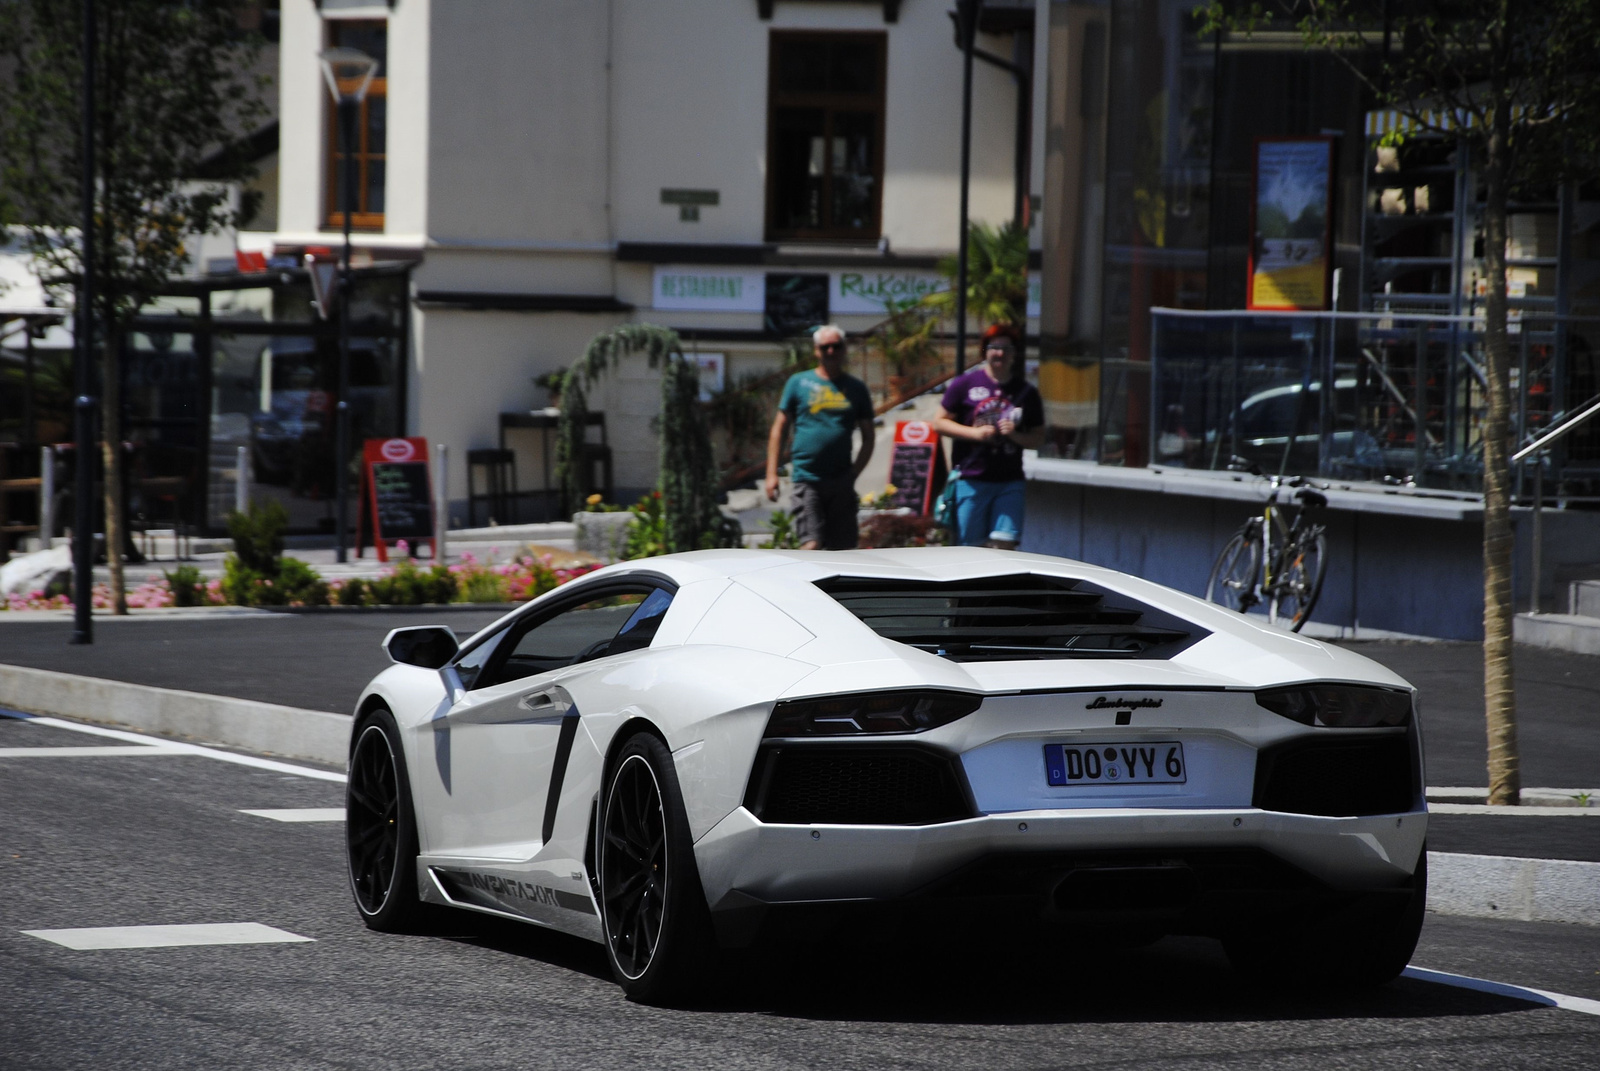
left=235, top=446, right=249, bottom=515
left=435, top=444, right=448, bottom=562
left=39, top=445, right=55, bottom=549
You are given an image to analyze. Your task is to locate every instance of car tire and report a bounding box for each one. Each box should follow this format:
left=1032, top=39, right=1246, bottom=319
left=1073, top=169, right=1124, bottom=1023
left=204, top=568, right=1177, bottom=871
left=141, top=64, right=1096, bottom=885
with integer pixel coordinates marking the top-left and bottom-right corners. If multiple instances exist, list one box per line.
left=346, top=707, right=430, bottom=933
left=599, top=731, right=717, bottom=1004
left=1225, top=847, right=1427, bottom=989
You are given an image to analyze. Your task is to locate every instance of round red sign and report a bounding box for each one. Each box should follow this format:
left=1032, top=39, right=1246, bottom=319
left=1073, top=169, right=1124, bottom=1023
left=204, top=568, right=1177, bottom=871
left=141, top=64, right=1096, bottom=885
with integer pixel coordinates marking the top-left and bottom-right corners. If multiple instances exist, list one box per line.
left=380, top=439, right=415, bottom=462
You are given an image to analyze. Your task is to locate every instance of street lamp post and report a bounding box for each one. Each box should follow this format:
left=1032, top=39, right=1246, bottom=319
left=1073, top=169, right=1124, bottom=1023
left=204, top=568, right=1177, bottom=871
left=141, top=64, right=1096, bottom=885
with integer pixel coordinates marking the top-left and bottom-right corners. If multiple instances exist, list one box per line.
left=71, top=0, right=97, bottom=645
left=953, top=0, right=984, bottom=374
left=318, top=47, right=378, bottom=564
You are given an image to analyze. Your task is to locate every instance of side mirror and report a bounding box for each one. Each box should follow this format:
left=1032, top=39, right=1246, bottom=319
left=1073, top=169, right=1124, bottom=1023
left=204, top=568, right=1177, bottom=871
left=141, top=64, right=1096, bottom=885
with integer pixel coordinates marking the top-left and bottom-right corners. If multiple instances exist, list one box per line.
left=383, top=626, right=459, bottom=669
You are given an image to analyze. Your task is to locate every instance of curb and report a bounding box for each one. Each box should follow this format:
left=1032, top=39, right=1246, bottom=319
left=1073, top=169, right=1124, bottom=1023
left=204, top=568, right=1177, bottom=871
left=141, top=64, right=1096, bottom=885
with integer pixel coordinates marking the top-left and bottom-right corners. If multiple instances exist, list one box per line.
left=0, top=663, right=349, bottom=766
left=3, top=664, right=1598, bottom=926
left=1427, top=851, right=1600, bottom=927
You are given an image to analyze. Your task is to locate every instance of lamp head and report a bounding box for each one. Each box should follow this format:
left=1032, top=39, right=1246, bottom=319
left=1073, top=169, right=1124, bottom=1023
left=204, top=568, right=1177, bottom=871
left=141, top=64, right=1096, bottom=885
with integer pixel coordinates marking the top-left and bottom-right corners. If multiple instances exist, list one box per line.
left=319, top=47, right=379, bottom=104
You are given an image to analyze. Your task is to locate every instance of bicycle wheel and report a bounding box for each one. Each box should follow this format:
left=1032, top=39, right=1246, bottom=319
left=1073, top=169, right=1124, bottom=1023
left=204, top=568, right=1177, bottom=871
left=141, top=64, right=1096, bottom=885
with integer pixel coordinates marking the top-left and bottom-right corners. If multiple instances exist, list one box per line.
left=1205, top=525, right=1261, bottom=612
left=1269, top=528, right=1327, bottom=632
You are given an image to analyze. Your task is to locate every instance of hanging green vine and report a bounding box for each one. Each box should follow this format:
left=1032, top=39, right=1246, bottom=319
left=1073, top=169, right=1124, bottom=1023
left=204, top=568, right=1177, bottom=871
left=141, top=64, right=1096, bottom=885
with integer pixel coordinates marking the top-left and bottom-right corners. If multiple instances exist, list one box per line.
left=557, top=324, right=741, bottom=554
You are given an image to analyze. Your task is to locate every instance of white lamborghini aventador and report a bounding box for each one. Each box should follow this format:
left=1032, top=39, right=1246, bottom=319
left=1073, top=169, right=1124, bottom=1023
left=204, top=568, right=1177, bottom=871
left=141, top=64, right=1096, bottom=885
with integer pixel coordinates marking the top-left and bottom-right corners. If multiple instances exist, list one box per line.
left=345, top=548, right=1427, bottom=1001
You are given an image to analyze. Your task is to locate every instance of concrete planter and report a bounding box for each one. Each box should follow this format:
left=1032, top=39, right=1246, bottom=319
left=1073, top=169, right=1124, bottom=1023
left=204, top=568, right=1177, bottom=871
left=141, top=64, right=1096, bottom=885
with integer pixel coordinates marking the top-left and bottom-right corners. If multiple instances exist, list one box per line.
left=572, top=510, right=635, bottom=562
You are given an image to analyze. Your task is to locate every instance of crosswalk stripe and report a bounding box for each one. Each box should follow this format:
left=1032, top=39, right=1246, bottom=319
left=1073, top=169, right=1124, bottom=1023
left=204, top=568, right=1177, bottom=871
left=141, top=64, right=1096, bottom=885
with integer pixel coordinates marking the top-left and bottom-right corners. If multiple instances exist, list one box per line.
left=21, top=923, right=314, bottom=950
left=239, top=808, right=345, bottom=822
left=0, top=746, right=187, bottom=757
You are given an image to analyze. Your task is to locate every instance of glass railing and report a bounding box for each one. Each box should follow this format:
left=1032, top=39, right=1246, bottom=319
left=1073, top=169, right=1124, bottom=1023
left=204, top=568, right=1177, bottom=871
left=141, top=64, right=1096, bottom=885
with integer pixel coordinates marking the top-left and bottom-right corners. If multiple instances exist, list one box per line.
left=1148, top=308, right=1600, bottom=501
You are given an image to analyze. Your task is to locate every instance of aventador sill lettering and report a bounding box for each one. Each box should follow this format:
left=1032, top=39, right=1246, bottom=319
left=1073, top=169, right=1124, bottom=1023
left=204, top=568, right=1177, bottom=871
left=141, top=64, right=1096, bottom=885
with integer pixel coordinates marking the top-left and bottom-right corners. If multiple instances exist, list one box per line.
left=1085, top=696, right=1164, bottom=710
left=436, top=868, right=597, bottom=916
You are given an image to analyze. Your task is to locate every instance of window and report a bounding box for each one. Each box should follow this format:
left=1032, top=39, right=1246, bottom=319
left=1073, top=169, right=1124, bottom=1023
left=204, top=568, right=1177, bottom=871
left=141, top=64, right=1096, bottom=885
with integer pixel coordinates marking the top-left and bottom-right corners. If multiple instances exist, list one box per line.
left=325, top=19, right=387, bottom=230
left=767, top=32, right=886, bottom=241
left=468, top=585, right=676, bottom=690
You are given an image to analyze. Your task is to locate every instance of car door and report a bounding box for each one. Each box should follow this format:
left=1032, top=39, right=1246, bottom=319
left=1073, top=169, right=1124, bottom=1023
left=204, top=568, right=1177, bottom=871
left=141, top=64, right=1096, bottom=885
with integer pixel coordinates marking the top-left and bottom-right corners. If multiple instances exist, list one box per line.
left=421, top=583, right=675, bottom=862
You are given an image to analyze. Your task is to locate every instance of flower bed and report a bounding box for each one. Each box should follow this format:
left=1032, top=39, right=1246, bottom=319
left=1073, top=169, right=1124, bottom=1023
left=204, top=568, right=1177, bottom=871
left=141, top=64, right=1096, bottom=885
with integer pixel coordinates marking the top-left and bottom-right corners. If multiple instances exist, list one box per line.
left=0, top=548, right=600, bottom=611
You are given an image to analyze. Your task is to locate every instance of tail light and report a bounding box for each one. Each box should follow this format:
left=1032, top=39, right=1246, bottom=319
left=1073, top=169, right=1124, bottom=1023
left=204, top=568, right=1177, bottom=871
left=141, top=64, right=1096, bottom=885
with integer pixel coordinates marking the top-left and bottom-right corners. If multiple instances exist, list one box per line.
left=764, top=691, right=982, bottom=738
left=1256, top=685, right=1412, bottom=728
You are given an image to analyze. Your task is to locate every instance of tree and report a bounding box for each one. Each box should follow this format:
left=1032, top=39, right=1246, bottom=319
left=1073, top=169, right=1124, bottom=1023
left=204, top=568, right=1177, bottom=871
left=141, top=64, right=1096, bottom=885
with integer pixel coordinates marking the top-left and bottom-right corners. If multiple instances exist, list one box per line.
left=556, top=324, right=742, bottom=554
left=0, top=0, right=268, bottom=612
left=1204, top=0, right=1600, bottom=804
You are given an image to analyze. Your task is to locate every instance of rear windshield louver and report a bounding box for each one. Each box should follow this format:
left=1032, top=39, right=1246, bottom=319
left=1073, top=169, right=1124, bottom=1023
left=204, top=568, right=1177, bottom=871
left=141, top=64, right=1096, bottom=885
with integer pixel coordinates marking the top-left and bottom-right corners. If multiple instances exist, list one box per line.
left=816, top=574, right=1207, bottom=661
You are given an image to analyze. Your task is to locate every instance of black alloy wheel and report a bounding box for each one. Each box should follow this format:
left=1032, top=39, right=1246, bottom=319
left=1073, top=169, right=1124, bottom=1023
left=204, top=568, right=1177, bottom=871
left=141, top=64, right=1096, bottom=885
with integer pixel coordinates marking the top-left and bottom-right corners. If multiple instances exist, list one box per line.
left=599, top=732, right=716, bottom=1003
left=602, top=753, right=667, bottom=978
left=346, top=709, right=426, bottom=931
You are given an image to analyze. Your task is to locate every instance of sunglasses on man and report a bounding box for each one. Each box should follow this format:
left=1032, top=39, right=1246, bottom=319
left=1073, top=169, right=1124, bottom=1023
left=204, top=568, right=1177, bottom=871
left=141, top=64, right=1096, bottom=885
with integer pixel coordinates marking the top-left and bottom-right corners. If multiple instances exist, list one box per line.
left=816, top=341, right=845, bottom=354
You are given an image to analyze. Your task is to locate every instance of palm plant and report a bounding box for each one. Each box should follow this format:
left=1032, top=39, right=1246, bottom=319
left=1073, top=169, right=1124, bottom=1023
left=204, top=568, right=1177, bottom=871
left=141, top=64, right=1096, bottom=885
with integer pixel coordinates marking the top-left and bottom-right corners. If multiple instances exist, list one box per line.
left=925, top=221, right=1029, bottom=329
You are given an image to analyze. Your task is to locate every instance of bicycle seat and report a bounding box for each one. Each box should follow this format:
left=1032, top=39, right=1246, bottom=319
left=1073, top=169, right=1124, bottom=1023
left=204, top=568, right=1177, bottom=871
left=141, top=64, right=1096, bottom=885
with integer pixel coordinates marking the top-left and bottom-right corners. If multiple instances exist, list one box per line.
left=1295, top=488, right=1328, bottom=508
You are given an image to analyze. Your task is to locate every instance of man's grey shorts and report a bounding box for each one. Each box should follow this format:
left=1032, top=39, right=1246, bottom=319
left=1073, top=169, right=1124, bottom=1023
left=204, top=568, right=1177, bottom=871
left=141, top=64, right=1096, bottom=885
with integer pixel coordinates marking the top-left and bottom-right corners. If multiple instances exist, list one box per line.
left=791, top=476, right=859, bottom=550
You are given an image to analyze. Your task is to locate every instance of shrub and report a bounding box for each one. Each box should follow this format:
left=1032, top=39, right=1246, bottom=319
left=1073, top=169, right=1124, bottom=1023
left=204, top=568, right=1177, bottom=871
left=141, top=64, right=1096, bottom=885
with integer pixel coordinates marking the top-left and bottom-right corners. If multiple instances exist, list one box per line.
left=623, top=492, right=668, bottom=559
left=759, top=509, right=801, bottom=549
left=163, top=564, right=206, bottom=607
left=225, top=501, right=288, bottom=574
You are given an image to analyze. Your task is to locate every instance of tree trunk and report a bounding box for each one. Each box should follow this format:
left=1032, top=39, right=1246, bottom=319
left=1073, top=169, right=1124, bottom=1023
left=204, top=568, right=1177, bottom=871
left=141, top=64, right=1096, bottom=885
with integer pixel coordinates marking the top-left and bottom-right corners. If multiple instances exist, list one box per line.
left=1480, top=115, right=1520, bottom=807
left=99, top=323, right=127, bottom=615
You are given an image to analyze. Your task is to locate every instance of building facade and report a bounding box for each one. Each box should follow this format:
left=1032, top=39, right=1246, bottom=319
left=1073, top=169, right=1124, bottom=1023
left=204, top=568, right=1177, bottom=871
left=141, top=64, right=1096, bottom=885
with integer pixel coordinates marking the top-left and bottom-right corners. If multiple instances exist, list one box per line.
left=255, top=0, right=1047, bottom=521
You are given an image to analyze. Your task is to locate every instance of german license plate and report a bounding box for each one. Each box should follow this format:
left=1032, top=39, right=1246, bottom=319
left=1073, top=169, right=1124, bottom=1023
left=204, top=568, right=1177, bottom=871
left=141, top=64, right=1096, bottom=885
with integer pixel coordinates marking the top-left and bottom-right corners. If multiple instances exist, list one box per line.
left=1044, top=741, right=1186, bottom=786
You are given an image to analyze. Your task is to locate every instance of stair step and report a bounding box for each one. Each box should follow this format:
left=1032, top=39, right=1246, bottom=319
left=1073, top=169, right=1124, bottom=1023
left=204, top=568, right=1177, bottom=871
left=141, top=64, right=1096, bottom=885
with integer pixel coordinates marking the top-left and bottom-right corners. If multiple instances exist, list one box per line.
left=1515, top=612, right=1600, bottom=656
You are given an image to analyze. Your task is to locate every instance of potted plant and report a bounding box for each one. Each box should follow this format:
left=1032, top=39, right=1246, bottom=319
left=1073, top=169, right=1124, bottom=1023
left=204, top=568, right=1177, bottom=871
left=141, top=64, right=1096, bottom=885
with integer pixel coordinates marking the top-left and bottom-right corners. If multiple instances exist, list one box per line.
left=533, top=370, right=567, bottom=411
left=870, top=297, right=940, bottom=402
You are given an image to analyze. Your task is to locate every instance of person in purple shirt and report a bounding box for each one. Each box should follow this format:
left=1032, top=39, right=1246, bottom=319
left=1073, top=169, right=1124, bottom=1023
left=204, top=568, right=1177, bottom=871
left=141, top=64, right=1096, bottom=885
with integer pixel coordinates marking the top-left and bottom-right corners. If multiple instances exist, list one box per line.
left=931, top=324, right=1045, bottom=548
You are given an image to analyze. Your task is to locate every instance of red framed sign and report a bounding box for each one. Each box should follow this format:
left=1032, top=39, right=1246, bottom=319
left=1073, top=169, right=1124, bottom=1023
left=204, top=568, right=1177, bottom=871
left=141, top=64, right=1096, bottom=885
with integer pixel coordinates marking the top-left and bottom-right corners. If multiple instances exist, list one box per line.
left=1247, top=136, right=1335, bottom=311
left=886, top=420, right=947, bottom=514
left=360, top=437, right=435, bottom=562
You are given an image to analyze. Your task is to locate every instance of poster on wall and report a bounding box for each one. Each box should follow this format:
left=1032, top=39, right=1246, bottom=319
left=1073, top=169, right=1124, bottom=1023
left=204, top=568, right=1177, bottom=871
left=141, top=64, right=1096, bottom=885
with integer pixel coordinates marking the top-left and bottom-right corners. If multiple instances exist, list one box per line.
left=1247, top=137, right=1334, bottom=311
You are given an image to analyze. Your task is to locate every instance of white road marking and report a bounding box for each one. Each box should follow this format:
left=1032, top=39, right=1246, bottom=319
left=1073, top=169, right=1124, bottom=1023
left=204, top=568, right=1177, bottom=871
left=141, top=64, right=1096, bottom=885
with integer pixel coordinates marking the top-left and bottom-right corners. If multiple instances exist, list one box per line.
left=1405, top=966, right=1600, bottom=1017
left=21, top=923, right=314, bottom=951
left=0, top=745, right=190, bottom=757
left=240, top=808, right=345, bottom=823
left=0, top=709, right=345, bottom=784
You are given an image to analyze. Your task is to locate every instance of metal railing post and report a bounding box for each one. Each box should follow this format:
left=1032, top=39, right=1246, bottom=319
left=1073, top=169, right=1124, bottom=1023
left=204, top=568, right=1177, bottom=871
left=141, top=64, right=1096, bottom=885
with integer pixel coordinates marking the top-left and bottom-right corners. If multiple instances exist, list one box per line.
left=235, top=446, right=249, bottom=515
left=40, top=446, right=55, bottom=549
left=435, top=443, right=448, bottom=562
left=1531, top=451, right=1544, bottom=614
left=1413, top=324, right=1427, bottom=481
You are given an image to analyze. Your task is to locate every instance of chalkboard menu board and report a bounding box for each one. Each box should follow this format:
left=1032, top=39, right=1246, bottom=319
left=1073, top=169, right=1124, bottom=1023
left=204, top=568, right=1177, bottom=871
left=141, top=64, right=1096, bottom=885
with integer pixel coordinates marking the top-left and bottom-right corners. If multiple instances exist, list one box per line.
left=886, top=421, right=946, bottom=514
left=361, top=438, right=436, bottom=562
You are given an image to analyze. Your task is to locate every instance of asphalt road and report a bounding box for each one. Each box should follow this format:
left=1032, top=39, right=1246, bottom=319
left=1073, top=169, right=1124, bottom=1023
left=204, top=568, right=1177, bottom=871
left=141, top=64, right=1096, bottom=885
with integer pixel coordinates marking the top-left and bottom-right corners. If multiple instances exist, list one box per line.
left=3, top=615, right=1595, bottom=789
left=2, top=711, right=1598, bottom=1070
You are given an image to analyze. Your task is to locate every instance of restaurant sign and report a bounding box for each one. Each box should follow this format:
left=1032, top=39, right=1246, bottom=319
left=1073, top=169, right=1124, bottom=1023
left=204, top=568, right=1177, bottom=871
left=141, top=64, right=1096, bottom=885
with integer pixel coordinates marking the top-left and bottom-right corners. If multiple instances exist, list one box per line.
left=652, top=266, right=765, bottom=311
left=830, top=270, right=948, bottom=314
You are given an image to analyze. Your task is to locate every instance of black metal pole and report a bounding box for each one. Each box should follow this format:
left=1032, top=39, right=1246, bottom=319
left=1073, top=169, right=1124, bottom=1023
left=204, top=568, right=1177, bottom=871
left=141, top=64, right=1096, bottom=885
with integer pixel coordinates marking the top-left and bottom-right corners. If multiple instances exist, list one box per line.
left=335, top=96, right=355, bottom=564
left=955, top=0, right=980, bottom=374
left=71, top=0, right=96, bottom=645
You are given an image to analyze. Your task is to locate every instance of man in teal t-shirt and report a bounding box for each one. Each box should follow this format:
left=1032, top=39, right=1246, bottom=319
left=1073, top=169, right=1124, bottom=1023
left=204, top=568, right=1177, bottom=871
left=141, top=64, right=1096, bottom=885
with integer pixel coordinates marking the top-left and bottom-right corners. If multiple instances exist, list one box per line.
left=765, top=325, right=875, bottom=550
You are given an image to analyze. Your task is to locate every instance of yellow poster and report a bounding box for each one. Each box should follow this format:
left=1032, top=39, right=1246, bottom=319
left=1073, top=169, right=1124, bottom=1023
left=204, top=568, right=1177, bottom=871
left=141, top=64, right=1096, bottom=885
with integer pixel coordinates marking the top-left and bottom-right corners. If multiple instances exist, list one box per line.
left=1248, top=138, right=1333, bottom=311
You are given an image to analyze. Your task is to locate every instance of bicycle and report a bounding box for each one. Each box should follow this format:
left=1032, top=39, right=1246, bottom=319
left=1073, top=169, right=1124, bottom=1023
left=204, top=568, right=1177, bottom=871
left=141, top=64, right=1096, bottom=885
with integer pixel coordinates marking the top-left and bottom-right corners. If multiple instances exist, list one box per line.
left=1204, top=458, right=1329, bottom=632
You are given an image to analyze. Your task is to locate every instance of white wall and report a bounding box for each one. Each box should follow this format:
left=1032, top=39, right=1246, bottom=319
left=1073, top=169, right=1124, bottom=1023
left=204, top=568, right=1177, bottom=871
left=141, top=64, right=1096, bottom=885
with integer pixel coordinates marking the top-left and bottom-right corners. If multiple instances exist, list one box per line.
left=611, top=0, right=1018, bottom=251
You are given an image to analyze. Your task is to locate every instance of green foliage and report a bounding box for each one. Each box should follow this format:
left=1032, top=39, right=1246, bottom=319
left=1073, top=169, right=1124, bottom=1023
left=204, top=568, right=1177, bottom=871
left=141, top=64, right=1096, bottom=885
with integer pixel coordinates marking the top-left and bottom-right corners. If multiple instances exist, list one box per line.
left=275, top=557, right=330, bottom=606
left=162, top=564, right=205, bottom=608
left=337, top=577, right=368, bottom=606
left=367, top=559, right=457, bottom=606
left=926, top=221, right=1029, bottom=329
left=623, top=492, right=669, bottom=559
left=0, top=0, right=270, bottom=312
left=558, top=324, right=743, bottom=553
left=867, top=297, right=941, bottom=380
left=758, top=509, right=802, bottom=550
left=455, top=569, right=507, bottom=604
left=225, top=501, right=288, bottom=574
